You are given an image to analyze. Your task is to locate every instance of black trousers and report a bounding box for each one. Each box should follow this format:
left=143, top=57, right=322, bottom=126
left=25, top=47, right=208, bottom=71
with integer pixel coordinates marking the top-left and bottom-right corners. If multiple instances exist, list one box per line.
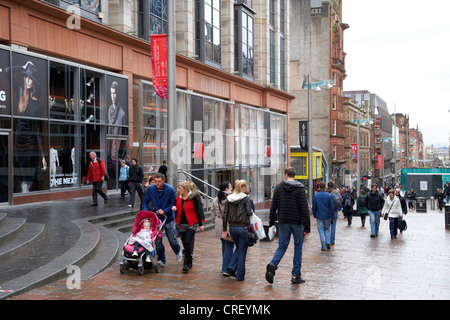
left=92, top=181, right=107, bottom=204
left=180, top=228, right=196, bottom=266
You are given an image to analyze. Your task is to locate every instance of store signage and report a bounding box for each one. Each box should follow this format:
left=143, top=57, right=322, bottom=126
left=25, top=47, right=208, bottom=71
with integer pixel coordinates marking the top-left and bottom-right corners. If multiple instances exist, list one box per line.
left=299, top=121, right=308, bottom=151
left=377, top=154, right=383, bottom=170
left=150, top=34, right=168, bottom=99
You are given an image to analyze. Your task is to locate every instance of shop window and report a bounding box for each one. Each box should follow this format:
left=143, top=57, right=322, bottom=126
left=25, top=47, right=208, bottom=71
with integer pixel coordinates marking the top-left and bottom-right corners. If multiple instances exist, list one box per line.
left=13, top=118, right=49, bottom=193
left=49, top=62, right=76, bottom=121
left=81, top=69, right=105, bottom=124
left=49, top=123, right=79, bottom=189
left=106, top=75, right=128, bottom=136
left=234, top=6, right=254, bottom=79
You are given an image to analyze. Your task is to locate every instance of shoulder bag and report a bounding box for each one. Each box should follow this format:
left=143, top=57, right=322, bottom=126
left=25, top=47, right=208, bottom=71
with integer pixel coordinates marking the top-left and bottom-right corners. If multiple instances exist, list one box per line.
left=383, top=199, right=396, bottom=220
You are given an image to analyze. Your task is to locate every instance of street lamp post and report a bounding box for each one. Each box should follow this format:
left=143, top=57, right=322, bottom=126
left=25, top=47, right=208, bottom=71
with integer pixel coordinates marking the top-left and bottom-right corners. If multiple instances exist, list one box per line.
left=167, top=0, right=176, bottom=187
left=302, top=75, right=334, bottom=206
left=351, top=114, right=373, bottom=196
left=379, top=136, right=392, bottom=188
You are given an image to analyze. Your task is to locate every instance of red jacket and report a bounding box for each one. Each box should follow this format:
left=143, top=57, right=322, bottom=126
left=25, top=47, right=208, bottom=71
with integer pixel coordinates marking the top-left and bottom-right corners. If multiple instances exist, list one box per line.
left=175, top=195, right=201, bottom=227
left=87, top=157, right=106, bottom=182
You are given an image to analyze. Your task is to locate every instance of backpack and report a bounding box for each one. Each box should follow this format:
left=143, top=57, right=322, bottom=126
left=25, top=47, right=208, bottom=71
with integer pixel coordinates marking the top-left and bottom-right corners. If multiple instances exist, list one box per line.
left=333, top=191, right=342, bottom=210
left=359, top=196, right=366, bottom=207
left=344, top=196, right=352, bottom=208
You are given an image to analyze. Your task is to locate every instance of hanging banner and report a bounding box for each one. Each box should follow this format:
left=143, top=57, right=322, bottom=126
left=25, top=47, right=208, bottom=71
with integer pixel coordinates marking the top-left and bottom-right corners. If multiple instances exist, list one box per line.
left=150, top=34, right=168, bottom=99
left=351, top=143, right=357, bottom=163
left=377, top=154, right=383, bottom=170
left=299, top=121, right=308, bottom=151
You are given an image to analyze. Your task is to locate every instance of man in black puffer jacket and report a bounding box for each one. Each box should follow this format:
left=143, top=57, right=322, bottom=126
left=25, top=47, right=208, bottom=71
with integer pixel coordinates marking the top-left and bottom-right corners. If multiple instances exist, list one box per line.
left=265, top=167, right=310, bottom=285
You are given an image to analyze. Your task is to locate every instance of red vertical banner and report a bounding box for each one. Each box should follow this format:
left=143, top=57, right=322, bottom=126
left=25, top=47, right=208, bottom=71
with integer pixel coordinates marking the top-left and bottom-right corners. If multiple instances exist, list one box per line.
left=377, top=154, right=383, bottom=169
left=150, top=34, right=168, bottom=99
left=351, top=143, right=358, bottom=163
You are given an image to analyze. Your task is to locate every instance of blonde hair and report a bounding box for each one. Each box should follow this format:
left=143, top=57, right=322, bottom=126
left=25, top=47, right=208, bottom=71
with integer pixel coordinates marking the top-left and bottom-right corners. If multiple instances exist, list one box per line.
left=234, top=179, right=248, bottom=194
left=177, top=180, right=198, bottom=197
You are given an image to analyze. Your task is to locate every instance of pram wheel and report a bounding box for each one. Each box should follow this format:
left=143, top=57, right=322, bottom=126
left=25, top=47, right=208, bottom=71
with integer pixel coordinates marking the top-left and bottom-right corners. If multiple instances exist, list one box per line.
left=155, top=261, right=162, bottom=273
left=138, top=266, right=145, bottom=276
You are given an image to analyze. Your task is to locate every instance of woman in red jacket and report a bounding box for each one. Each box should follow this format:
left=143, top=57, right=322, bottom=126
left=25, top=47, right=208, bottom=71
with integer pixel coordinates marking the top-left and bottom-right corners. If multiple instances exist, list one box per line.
left=86, top=151, right=108, bottom=206
left=172, top=181, right=204, bottom=272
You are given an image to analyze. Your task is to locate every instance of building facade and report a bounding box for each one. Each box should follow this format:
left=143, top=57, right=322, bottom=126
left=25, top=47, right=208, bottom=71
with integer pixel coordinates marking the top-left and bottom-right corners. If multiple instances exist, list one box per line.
left=0, top=0, right=292, bottom=205
left=289, top=0, right=348, bottom=190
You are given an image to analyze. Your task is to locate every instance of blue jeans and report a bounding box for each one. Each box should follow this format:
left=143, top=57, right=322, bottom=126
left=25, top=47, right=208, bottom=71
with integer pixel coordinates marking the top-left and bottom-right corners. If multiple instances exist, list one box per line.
left=155, top=220, right=180, bottom=263
left=270, top=224, right=305, bottom=276
left=316, top=219, right=331, bottom=249
left=368, top=210, right=381, bottom=236
left=330, top=210, right=338, bottom=245
left=220, top=238, right=234, bottom=274
left=389, top=217, right=399, bottom=237
left=228, top=226, right=248, bottom=281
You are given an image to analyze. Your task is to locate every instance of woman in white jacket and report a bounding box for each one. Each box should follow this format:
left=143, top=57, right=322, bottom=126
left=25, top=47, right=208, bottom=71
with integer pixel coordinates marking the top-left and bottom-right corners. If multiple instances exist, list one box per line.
left=382, top=189, right=403, bottom=239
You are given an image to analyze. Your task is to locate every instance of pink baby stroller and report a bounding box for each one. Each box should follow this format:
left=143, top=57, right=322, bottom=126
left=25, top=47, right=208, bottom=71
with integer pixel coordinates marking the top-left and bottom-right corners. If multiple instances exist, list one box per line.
left=119, top=211, right=164, bottom=275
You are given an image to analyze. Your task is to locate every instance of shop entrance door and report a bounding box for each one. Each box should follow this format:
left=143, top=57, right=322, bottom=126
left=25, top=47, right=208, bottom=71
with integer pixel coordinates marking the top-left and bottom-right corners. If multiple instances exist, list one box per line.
left=106, top=137, right=128, bottom=190
left=0, top=132, right=11, bottom=204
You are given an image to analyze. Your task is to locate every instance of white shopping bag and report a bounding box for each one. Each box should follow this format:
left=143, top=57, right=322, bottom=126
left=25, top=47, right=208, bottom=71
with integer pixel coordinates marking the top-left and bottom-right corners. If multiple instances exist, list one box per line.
left=268, top=225, right=276, bottom=241
left=250, top=213, right=266, bottom=240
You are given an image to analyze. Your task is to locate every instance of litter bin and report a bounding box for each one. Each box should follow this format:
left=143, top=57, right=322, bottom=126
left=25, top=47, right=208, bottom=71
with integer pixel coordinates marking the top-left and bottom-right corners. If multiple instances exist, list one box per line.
left=416, top=197, right=427, bottom=212
left=445, top=205, right=450, bottom=230
left=430, top=197, right=435, bottom=210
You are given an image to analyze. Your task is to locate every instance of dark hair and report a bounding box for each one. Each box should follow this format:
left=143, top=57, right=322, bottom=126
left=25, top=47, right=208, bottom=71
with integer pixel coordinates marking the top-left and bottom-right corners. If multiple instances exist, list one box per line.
left=154, top=172, right=165, bottom=180
left=218, top=181, right=230, bottom=202
left=284, top=167, right=296, bottom=178
left=327, top=181, right=334, bottom=189
left=318, top=182, right=326, bottom=190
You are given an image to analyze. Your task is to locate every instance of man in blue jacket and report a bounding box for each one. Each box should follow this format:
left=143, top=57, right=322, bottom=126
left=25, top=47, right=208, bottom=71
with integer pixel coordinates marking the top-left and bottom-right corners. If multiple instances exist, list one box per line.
left=312, top=182, right=335, bottom=251
left=142, top=173, right=181, bottom=265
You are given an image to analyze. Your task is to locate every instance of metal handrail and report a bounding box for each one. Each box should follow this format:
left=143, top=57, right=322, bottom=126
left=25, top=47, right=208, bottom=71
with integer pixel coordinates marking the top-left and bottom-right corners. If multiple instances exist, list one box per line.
left=177, top=169, right=220, bottom=192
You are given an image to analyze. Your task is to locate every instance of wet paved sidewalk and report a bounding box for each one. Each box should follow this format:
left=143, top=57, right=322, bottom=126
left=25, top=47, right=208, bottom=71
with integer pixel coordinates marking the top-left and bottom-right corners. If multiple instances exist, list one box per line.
left=9, top=204, right=450, bottom=301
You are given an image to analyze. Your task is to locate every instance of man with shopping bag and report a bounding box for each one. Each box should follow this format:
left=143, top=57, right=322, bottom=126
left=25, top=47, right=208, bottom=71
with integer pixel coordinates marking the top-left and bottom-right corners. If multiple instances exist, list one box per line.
left=265, top=167, right=310, bottom=284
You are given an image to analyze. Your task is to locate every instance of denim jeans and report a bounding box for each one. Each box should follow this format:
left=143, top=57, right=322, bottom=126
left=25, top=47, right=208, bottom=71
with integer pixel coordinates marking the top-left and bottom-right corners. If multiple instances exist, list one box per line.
left=270, top=223, right=305, bottom=276
left=389, top=217, right=399, bottom=237
left=368, top=210, right=381, bottom=236
left=221, top=238, right=235, bottom=274
left=228, top=226, right=248, bottom=281
left=330, top=210, right=338, bottom=245
left=155, top=220, right=180, bottom=263
left=316, top=219, right=331, bottom=249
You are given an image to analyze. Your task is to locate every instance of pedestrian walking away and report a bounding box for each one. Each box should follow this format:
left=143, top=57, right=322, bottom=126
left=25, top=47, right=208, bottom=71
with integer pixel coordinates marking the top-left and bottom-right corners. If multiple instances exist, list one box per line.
left=312, top=182, right=335, bottom=251
left=382, top=190, right=403, bottom=239
left=222, top=179, right=253, bottom=281
left=265, top=167, right=310, bottom=285
left=172, top=181, right=204, bottom=272
left=356, top=190, right=368, bottom=227
left=366, top=184, right=385, bottom=238
left=327, top=181, right=341, bottom=245
left=435, top=188, right=445, bottom=212
left=119, top=160, right=129, bottom=199
left=142, top=173, right=181, bottom=266
left=443, top=181, right=450, bottom=204
left=210, top=181, right=234, bottom=276
left=86, top=151, right=108, bottom=206
left=128, top=158, right=144, bottom=209
left=342, top=189, right=355, bottom=226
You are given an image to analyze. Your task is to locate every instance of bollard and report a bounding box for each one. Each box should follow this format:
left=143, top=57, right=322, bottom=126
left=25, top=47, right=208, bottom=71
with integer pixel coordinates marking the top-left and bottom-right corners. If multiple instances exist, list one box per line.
left=430, top=197, right=435, bottom=210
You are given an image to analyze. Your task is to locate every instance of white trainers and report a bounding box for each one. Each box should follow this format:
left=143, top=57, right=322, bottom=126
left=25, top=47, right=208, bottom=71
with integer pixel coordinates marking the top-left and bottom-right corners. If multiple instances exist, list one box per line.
left=132, top=250, right=138, bottom=257
left=158, top=260, right=165, bottom=266
left=176, top=251, right=182, bottom=263
left=145, top=255, right=151, bottom=263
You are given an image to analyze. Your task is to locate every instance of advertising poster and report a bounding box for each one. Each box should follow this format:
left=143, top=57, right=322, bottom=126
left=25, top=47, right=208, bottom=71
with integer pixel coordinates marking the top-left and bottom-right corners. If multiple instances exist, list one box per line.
left=299, top=121, right=308, bottom=151
left=0, top=49, right=10, bottom=115
left=351, top=143, right=357, bottom=163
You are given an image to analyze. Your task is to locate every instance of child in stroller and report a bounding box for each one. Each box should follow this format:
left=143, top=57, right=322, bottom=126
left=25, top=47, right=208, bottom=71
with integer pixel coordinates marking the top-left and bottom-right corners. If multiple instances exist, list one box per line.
left=120, top=210, right=165, bottom=275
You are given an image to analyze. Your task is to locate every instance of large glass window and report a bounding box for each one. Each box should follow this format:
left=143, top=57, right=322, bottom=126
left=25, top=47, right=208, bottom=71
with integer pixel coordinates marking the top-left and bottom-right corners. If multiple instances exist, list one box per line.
left=234, top=5, right=254, bottom=79
left=81, top=69, right=105, bottom=124
left=195, top=0, right=221, bottom=65
left=137, top=0, right=167, bottom=39
left=49, top=62, right=77, bottom=121
left=49, top=122, right=79, bottom=189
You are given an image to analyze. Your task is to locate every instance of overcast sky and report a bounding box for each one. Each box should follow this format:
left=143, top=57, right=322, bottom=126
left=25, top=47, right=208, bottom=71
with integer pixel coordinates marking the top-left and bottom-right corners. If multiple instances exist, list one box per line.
left=342, top=0, right=450, bottom=147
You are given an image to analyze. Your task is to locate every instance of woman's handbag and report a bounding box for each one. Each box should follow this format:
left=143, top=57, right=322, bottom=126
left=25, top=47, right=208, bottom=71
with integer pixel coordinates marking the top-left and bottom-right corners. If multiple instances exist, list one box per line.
left=383, top=199, right=396, bottom=220
left=246, top=227, right=258, bottom=247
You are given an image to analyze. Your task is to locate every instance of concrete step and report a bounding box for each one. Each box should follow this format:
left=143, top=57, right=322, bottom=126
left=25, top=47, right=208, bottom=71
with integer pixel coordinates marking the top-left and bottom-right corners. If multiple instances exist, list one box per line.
left=0, top=217, right=26, bottom=246
left=0, top=222, right=45, bottom=260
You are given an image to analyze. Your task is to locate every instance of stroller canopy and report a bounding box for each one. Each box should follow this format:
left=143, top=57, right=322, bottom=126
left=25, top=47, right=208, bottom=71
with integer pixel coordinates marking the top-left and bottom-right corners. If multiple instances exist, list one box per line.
left=132, top=211, right=163, bottom=242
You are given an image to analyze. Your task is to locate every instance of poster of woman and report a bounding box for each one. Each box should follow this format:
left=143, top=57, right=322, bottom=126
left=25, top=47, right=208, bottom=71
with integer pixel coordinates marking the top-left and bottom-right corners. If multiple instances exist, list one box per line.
left=9, top=52, right=48, bottom=193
